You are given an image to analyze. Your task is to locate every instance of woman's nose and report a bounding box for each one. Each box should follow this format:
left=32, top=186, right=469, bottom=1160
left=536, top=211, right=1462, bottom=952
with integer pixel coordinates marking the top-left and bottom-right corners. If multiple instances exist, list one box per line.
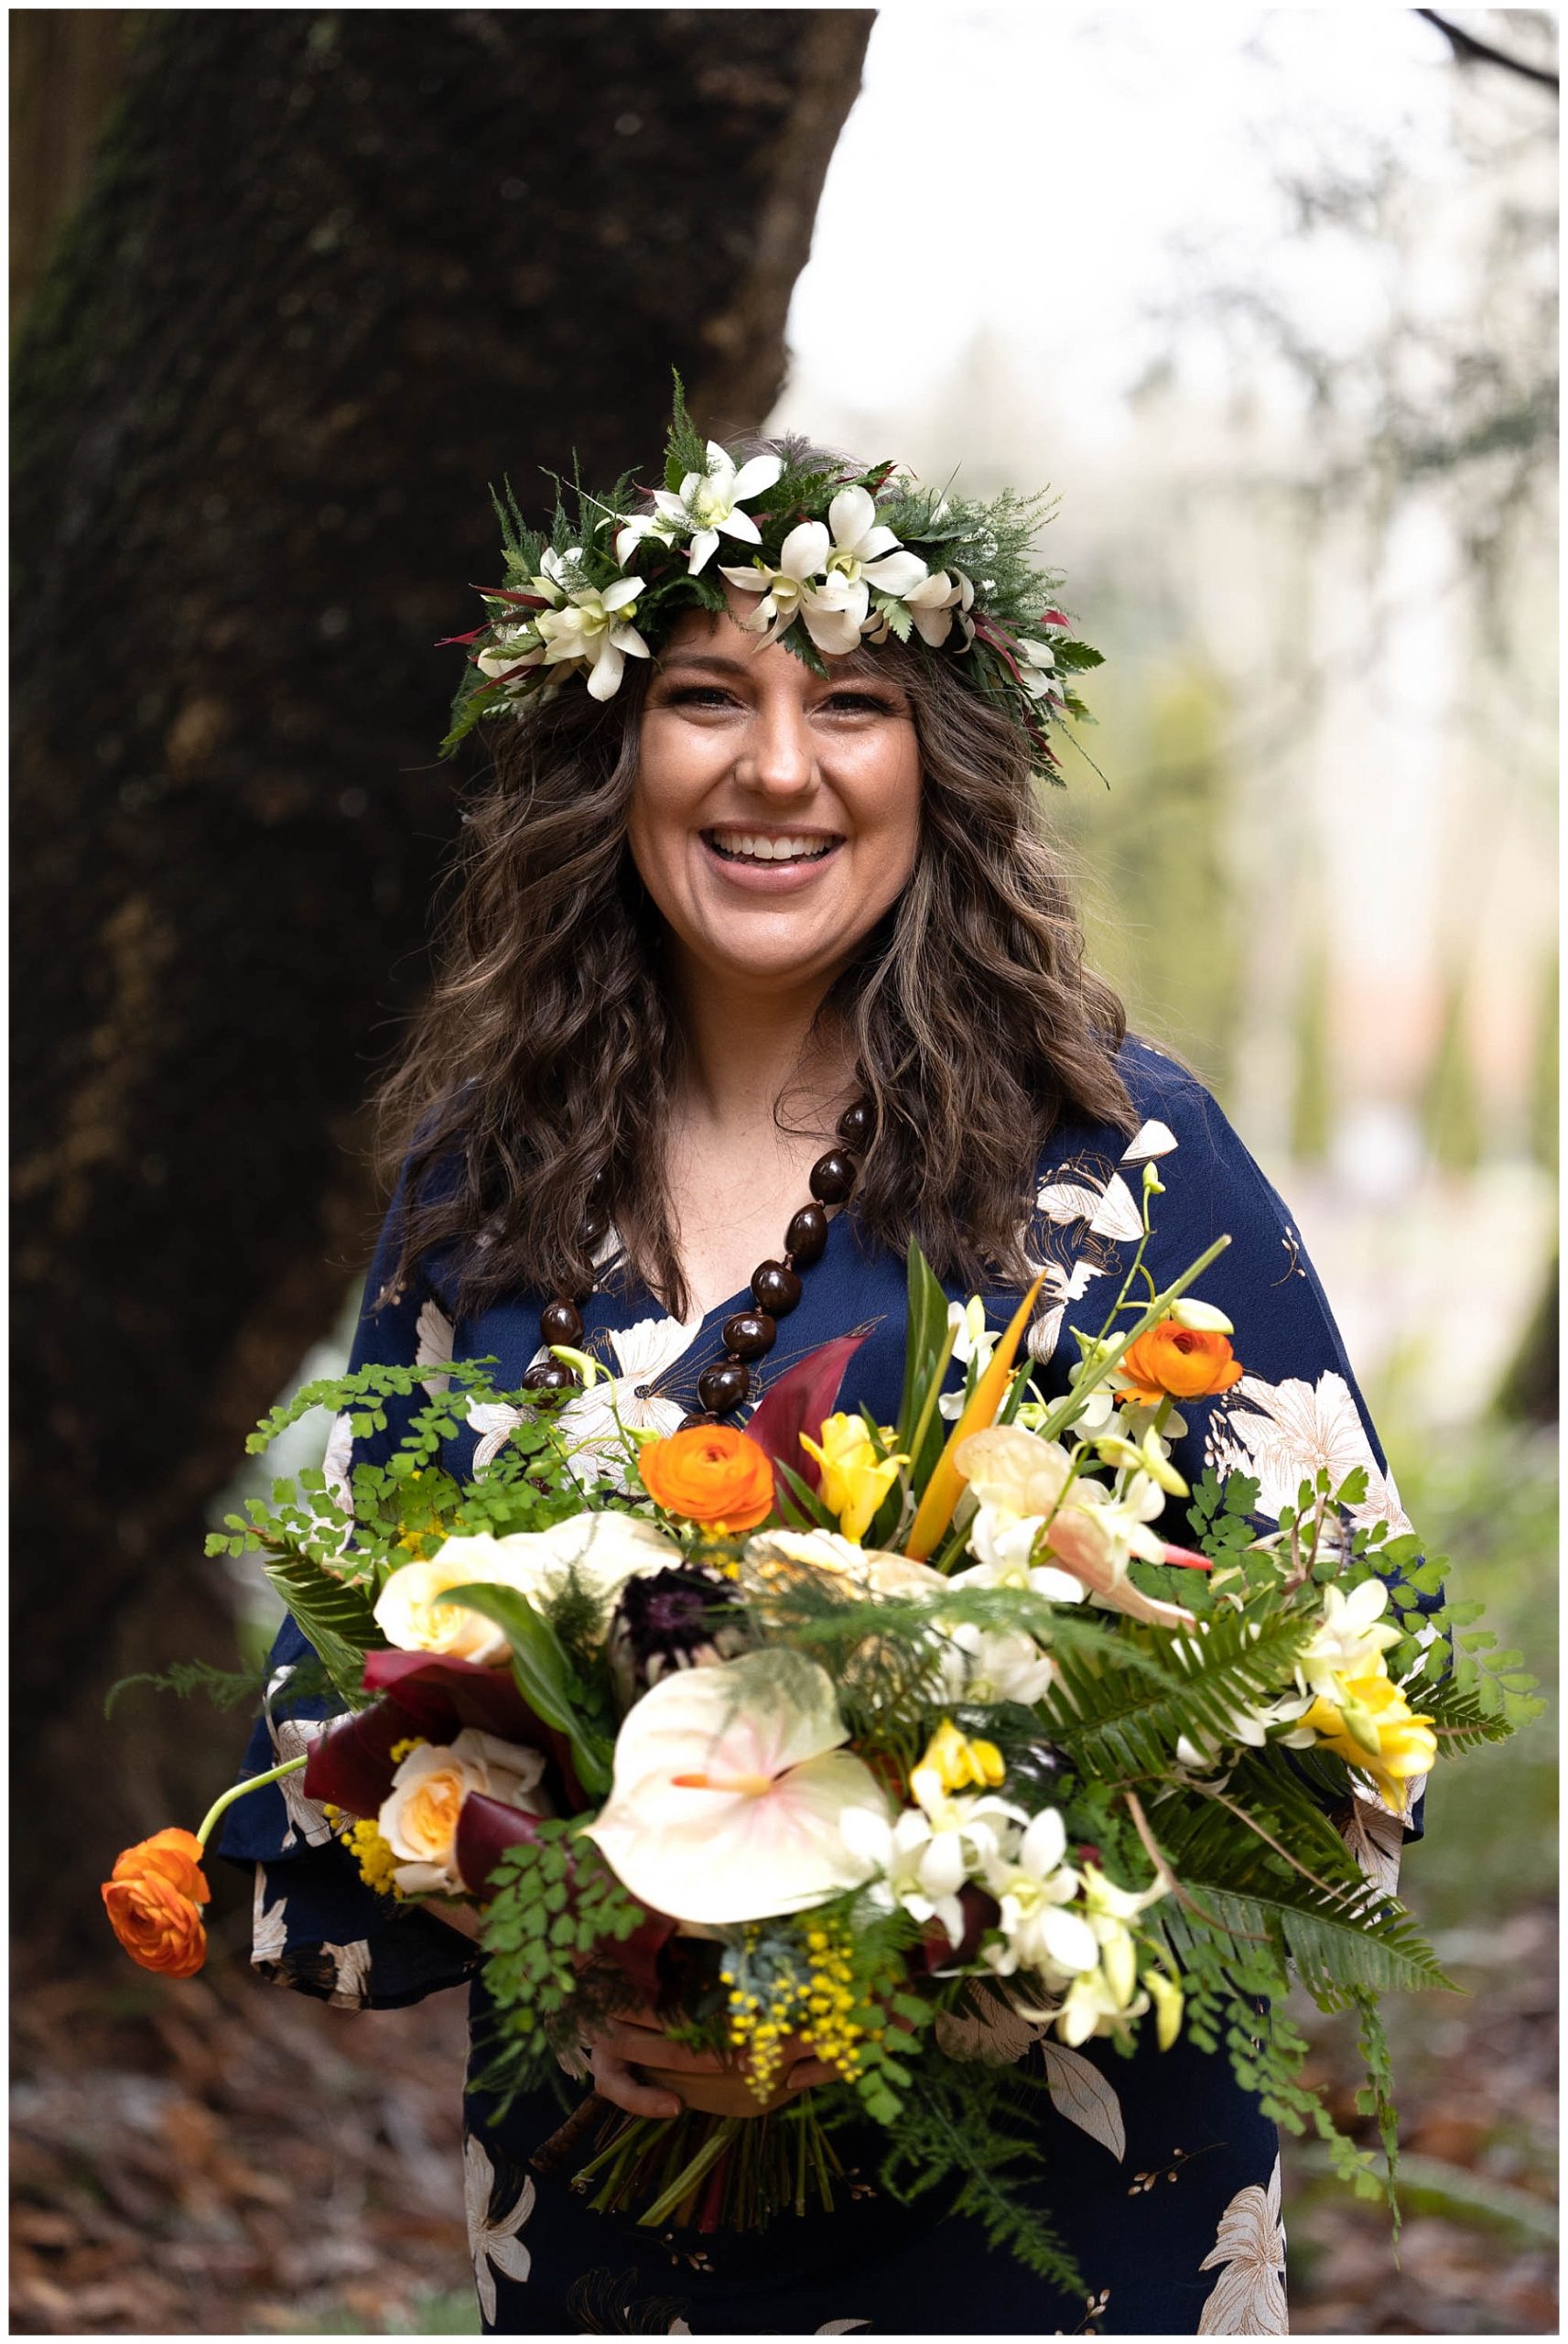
left=737, top=700, right=815, bottom=797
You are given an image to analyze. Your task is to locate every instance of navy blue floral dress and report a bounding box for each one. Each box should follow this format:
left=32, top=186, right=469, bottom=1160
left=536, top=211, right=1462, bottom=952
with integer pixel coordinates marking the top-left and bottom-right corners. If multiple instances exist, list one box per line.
left=223, top=1038, right=1420, bottom=2335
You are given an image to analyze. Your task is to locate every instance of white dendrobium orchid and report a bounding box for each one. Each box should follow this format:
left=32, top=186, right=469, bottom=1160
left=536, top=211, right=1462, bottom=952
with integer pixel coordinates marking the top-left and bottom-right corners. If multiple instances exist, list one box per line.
left=723, top=488, right=929, bottom=656
left=865, top=567, right=976, bottom=650
left=533, top=573, right=650, bottom=701
left=475, top=625, right=546, bottom=688
left=1292, top=1579, right=1403, bottom=1704
left=980, top=1806, right=1098, bottom=1982
left=843, top=1765, right=1025, bottom=1950
left=934, top=1621, right=1055, bottom=1708
left=652, top=442, right=784, bottom=575
left=938, top=1297, right=999, bottom=1422
left=613, top=511, right=679, bottom=568
left=585, top=1653, right=889, bottom=1924
left=1046, top=1862, right=1167, bottom=2046
left=1013, top=638, right=1065, bottom=703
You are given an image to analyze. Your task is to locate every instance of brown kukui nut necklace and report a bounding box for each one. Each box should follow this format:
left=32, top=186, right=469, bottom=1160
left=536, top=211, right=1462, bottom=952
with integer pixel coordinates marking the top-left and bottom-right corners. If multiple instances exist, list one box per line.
left=522, top=1098, right=874, bottom=1427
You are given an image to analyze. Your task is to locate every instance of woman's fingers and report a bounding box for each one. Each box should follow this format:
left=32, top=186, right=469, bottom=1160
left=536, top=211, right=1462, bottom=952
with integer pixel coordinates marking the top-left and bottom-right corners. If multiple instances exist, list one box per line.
left=588, top=2042, right=683, bottom=2120
left=785, top=2054, right=837, bottom=2090
left=598, top=2018, right=728, bottom=2075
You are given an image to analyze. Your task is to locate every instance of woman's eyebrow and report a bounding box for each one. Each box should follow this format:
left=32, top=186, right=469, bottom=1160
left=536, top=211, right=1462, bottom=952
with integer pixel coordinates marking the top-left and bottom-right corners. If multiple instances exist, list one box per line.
left=654, top=653, right=751, bottom=675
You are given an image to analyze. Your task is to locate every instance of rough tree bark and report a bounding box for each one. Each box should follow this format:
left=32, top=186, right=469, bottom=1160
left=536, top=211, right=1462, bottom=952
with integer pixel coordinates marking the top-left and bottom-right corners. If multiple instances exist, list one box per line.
left=12, top=6, right=873, bottom=1932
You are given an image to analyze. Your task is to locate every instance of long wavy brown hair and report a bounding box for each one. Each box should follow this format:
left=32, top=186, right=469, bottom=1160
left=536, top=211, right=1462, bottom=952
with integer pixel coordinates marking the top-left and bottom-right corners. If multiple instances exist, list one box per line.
left=379, top=451, right=1135, bottom=1322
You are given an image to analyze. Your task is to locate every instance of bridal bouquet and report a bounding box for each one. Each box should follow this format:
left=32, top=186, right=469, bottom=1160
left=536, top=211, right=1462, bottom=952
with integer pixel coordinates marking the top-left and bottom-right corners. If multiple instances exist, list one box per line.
left=103, top=1167, right=1535, bottom=2283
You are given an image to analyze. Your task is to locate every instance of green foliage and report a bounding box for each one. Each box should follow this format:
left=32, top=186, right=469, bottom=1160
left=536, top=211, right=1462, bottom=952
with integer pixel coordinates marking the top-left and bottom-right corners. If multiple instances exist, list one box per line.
left=1042, top=1603, right=1315, bottom=1783
left=474, top=1825, right=648, bottom=2105
left=863, top=2048, right=1082, bottom=2290
left=441, top=1582, right=615, bottom=1796
left=260, top=1546, right=387, bottom=1705
left=104, top=1655, right=273, bottom=1720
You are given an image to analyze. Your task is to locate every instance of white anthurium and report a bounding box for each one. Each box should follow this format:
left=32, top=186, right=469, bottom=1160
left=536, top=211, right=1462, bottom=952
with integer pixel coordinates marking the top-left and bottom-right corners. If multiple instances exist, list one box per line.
left=585, top=1652, right=890, bottom=1925
left=746, top=1529, right=947, bottom=1601
left=1292, top=1579, right=1403, bottom=1705
left=980, top=1806, right=1098, bottom=1982
left=651, top=442, right=784, bottom=574
left=534, top=573, right=650, bottom=701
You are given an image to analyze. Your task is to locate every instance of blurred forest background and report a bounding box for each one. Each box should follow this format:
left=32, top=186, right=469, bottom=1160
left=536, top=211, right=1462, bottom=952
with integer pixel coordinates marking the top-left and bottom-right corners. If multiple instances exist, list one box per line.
left=10, top=7, right=1556, bottom=2335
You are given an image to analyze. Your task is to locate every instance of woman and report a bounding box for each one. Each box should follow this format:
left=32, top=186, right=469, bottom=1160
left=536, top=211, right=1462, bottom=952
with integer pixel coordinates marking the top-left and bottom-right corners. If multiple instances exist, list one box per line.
left=224, top=419, right=1415, bottom=2334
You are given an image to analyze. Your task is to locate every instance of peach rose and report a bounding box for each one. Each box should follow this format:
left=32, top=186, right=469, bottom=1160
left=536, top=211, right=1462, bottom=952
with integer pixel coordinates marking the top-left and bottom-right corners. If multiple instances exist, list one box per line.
left=1115, top=1318, right=1244, bottom=1405
left=102, top=1837, right=210, bottom=1979
left=638, top=1424, right=775, bottom=1533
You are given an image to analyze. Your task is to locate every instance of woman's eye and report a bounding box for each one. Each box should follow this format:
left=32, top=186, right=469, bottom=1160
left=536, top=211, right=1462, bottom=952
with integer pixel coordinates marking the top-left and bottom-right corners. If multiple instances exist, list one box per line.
left=663, top=685, right=736, bottom=709
left=822, top=691, right=899, bottom=715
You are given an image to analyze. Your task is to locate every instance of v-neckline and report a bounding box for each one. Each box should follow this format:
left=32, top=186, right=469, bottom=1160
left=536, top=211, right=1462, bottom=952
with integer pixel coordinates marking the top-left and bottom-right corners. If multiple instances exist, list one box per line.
left=633, top=1201, right=853, bottom=1340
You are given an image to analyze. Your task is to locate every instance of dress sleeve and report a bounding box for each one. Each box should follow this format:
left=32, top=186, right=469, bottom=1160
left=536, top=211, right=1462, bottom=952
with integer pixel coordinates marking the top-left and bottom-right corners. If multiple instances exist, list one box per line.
left=218, top=1160, right=481, bottom=2009
left=1040, top=1042, right=1433, bottom=1849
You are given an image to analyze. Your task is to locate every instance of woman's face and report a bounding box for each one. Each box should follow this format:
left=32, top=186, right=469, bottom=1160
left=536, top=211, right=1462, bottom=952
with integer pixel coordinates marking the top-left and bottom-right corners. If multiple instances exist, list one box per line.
left=629, top=601, right=922, bottom=999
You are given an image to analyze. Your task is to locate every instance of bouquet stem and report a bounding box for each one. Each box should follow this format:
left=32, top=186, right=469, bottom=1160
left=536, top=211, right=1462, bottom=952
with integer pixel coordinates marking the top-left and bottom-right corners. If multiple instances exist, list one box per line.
left=548, top=2096, right=847, bottom=2237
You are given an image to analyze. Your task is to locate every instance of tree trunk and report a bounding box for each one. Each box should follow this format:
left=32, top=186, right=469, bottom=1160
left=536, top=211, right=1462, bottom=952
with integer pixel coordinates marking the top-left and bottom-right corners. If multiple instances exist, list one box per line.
left=11, top=5, right=873, bottom=1935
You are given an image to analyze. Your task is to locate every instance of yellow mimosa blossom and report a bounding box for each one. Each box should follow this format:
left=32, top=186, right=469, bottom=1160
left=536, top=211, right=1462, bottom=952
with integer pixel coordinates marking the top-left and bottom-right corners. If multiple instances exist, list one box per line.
left=1296, top=1666, right=1437, bottom=1811
left=799, top=1413, right=908, bottom=1545
left=912, top=1719, right=1007, bottom=1808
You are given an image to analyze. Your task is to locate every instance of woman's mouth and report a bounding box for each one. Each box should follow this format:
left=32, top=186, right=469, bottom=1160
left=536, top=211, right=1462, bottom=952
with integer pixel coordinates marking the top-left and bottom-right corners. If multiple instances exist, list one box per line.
left=703, top=828, right=842, bottom=867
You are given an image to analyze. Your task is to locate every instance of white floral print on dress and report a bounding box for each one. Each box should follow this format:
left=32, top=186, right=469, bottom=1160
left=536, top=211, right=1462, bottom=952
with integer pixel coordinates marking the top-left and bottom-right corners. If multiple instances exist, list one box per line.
left=464, top=2134, right=535, bottom=2325
left=1195, top=2153, right=1287, bottom=2333
left=1206, top=1369, right=1411, bottom=1534
left=555, top=1309, right=704, bottom=1486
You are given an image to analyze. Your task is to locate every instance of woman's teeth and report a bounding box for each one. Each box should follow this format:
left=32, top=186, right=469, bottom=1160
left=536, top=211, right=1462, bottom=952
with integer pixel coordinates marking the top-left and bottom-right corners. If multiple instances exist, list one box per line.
left=707, top=831, right=838, bottom=863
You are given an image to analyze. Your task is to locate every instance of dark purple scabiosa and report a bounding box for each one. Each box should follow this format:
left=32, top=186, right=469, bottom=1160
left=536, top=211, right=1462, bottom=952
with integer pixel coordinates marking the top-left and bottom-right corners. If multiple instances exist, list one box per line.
left=606, top=1565, right=750, bottom=1707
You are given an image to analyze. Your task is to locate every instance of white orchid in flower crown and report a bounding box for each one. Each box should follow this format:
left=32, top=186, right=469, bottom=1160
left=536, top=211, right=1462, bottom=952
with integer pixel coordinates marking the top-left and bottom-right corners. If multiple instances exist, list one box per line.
left=651, top=440, right=785, bottom=574
left=533, top=570, right=651, bottom=701
left=721, top=484, right=930, bottom=657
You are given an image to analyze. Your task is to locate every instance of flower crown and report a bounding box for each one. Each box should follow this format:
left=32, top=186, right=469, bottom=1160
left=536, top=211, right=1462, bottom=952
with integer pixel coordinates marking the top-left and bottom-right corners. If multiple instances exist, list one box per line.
left=441, top=379, right=1103, bottom=775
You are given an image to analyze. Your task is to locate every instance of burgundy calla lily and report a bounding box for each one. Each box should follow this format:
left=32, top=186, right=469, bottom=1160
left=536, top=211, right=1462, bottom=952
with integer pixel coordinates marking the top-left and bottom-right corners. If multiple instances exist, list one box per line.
left=745, top=1329, right=871, bottom=1499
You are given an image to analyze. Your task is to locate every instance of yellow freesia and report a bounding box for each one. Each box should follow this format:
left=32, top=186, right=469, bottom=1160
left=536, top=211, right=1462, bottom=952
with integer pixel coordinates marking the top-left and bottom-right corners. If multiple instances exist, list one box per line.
left=1296, top=1666, right=1437, bottom=1811
left=911, top=1719, right=1007, bottom=1809
left=799, top=1413, right=908, bottom=1545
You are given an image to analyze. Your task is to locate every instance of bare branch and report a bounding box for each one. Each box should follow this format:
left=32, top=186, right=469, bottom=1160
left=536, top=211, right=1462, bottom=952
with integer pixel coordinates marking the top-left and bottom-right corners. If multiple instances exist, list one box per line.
left=1416, top=9, right=1559, bottom=92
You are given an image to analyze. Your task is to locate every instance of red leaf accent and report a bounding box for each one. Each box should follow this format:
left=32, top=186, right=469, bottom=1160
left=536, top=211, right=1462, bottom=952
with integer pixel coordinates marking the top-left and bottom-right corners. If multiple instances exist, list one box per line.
left=302, top=1698, right=423, bottom=1817
left=454, top=1792, right=546, bottom=1895
left=744, top=1329, right=871, bottom=1496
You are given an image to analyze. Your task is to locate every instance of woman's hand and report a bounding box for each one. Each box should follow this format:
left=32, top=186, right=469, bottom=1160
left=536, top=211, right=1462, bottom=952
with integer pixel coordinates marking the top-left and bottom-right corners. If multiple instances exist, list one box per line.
left=583, top=2008, right=836, bottom=2118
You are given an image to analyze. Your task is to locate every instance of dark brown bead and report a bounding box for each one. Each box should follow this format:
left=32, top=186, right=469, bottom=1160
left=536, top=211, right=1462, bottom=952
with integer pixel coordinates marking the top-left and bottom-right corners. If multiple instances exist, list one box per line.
left=751, top=1260, right=803, bottom=1317
left=808, top=1150, right=856, bottom=1205
left=539, top=1298, right=584, bottom=1344
left=837, top=1098, right=874, bottom=1147
left=721, top=1309, right=777, bottom=1360
left=784, top=1203, right=829, bottom=1267
left=580, top=1205, right=609, bottom=1246
left=588, top=1167, right=611, bottom=1203
left=677, top=1410, right=721, bottom=1432
left=697, top=1360, right=751, bottom=1415
left=523, top=1360, right=577, bottom=1393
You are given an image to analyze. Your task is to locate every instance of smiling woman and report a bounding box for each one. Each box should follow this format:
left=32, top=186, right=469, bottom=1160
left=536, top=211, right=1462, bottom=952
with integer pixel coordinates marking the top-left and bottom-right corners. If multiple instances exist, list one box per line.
left=222, top=403, right=1414, bottom=2334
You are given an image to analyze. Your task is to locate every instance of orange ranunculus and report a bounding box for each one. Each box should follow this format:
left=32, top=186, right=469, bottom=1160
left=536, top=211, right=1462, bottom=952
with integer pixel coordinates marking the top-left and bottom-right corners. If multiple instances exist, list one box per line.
left=102, top=1866, right=209, bottom=1979
left=638, top=1424, right=775, bottom=1533
left=110, top=1826, right=211, bottom=1904
left=1115, top=1318, right=1244, bottom=1405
